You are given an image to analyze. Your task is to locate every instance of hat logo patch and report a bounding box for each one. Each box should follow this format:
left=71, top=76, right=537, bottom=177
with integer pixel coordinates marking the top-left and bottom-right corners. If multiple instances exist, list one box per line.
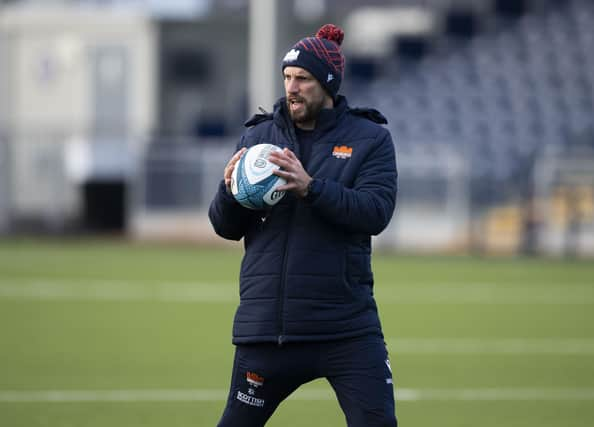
left=283, top=49, right=300, bottom=62
left=327, top=73, right=334, bottom=82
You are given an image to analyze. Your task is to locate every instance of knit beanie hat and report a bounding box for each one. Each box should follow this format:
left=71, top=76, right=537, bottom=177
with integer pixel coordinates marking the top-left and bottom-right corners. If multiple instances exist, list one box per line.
left=282, top=24, right=345, bottom=99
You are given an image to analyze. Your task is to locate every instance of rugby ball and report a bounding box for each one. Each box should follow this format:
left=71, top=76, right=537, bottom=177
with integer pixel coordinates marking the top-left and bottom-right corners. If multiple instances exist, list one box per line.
left=230, top=143, right=287, bottom=210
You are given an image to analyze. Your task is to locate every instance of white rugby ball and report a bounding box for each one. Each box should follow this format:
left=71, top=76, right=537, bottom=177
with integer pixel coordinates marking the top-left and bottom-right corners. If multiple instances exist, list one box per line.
left=230, top=143, right=287, bottom=210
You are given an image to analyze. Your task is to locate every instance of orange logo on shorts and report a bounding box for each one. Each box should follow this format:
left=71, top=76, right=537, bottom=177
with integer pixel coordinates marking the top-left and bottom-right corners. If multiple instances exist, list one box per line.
left=246, top=371, right=265, bottom=388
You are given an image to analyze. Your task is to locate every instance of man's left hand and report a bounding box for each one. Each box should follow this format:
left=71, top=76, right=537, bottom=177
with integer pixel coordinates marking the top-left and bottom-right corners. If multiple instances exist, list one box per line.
left=268, top=148, right=312, bottom=198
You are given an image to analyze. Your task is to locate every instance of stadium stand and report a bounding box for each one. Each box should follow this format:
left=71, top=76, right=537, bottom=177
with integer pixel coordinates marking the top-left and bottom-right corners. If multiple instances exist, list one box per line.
left=347, top=0, right=594, bottom=209
left=1, top=0, right=592, bottom=253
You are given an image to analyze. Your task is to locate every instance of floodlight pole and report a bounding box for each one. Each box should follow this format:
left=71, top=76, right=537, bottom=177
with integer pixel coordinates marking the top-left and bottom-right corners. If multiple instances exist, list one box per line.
left=248, top=0, right=278, bottom=115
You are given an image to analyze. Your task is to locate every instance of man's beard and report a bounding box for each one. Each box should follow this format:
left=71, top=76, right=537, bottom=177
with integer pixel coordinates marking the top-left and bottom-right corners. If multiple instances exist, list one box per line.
left=287, top=96, right=324, bottom=126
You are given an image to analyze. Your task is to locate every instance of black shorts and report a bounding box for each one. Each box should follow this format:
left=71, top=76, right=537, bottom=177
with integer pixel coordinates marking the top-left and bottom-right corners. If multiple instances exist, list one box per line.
left=217, top=334, right=397, bottom=427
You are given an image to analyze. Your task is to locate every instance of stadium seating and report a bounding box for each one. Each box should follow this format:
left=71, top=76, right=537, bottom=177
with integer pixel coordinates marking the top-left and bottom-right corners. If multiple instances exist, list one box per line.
left=347, top=0, right=594, bottom=205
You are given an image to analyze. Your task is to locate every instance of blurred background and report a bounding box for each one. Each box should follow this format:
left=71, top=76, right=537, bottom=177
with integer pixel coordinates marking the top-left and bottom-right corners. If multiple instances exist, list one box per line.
left=1, top=0, right=593, bottom=257
left=1, top=2, right=594, bottom=427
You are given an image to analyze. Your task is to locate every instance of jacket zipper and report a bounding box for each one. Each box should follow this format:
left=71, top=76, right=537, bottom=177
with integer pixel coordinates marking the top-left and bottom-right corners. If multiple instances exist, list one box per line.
left=277, top=114, right=300, bottom=346
left=277, top=209, right=295, bottom=346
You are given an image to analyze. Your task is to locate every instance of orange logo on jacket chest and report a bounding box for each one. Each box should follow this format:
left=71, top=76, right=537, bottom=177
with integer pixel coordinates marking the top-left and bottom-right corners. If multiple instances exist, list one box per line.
left=332, top=145, right=353, bottom=159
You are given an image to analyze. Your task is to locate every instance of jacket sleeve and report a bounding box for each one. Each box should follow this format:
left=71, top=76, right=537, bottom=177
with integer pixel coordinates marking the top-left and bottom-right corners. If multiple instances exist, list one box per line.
left=208, top=138, right=260, bottom=241
left=308, top=130, right=398, bottom=236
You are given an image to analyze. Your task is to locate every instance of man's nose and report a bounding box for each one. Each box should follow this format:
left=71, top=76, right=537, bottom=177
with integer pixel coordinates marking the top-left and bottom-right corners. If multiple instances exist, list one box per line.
left=286, top=79, right=299, bottom=93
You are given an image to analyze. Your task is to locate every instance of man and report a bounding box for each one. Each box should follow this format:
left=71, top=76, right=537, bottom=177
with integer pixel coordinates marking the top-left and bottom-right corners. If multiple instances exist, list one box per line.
left=209, top=24, right=398, bottom=427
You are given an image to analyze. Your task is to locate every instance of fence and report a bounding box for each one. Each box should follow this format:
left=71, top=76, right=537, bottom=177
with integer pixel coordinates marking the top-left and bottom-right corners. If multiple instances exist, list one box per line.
left=0, top=136, right=9, bottom=233
left=1, top=131, right=593, bottom=256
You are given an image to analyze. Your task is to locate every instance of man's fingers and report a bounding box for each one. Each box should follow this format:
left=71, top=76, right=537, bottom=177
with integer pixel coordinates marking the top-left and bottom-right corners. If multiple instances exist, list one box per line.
left=275, top=148, right=298, bottom=162
left=269, top=150, right=301, bottom=170
left=226, top=148, right=246, bottom=171
left=228, top=147, right=246, bottom=165
left=273, top=181, right=296, bottom=192
left=269, top=153, right=293, bottom=171
left=232, top=147, right=247, bottom=163
left=224, top=147, right=247, bottom=189
left=283, top=148, right=299, bottom=161
left=272, top=169, right=292, bottom=179
left=269, top=157, right=290, bottom=170
left=274, top=184, right=289, bottom=192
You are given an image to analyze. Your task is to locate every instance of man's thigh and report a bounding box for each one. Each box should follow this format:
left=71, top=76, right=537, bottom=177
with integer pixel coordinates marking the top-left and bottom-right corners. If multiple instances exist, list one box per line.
left=324, top=335, right=397, bottom=427
left=217, top=343, right=314, bottom=427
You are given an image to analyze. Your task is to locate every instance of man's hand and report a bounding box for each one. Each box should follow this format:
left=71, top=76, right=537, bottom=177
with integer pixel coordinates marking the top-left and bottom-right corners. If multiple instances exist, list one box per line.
left=224, top=147, right=247, bottom=193
left=268, top=148, right=312, bottom=198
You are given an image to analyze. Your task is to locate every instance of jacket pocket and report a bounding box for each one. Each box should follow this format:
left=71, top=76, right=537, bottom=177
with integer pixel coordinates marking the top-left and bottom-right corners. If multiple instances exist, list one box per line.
left=345, top=249, right=373, bottom=291
left=342, top=248, right=363, bottom=300
left=285, top=246, right=349, bottom=301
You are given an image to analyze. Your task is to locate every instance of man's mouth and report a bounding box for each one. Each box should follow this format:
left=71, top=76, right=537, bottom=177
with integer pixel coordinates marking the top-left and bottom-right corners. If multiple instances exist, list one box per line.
left=289, top=98, right=304, bottom=112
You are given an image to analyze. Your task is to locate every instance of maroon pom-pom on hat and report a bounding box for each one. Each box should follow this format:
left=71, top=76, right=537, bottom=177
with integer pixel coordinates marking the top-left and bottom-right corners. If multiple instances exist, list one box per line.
left=282, top=24, right=346, bottom=99
left=315, top=24, right=344, bottom=46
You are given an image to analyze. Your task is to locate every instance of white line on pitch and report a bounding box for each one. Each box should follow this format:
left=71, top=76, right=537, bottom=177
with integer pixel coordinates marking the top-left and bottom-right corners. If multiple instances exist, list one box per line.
left=2, top=388, right=594, bottom=403
left=1, top=281, right=593, bottom=304
left=0, top=281, right=237, bottom=303
left=386, top=338, right=594, bottom=354
left=396, top=388, right=594, bottom=401
left=377, top=286, right=594, bottom=304
left=0, top=389, right=227, bottom=403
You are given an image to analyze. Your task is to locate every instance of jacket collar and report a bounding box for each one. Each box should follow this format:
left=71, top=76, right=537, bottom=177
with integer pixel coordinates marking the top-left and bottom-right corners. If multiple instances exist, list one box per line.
left=273, top=95, right=349, bottom=133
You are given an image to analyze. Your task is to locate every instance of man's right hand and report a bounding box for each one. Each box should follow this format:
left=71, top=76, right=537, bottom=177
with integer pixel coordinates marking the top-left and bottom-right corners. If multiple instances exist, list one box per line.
left=224, top=147, right=247, bottom=193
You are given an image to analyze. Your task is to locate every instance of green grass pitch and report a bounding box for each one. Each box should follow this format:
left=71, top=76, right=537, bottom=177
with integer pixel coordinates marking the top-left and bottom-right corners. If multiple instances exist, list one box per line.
left=1, top=238, right=593, bottom=426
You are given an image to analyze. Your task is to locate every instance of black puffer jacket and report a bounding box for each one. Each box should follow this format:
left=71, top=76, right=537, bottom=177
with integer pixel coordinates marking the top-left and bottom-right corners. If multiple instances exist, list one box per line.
left=209, top=96, right=398, bottom=345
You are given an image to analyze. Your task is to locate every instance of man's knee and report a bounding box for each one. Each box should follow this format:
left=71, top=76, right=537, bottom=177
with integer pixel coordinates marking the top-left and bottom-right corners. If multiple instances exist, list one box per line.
left=217, top=398, right=275, bottom=427
left=380, top=413, right=398, bottom=427
left=371, top=412, right=397, bottom=427
left=346, top=408, right=397, bottom=427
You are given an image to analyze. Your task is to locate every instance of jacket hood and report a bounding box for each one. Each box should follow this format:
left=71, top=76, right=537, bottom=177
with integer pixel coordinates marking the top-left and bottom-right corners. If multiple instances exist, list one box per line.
left=244, top=95, right=387, bottom=129
left=271, top=95, right=349, bottom=134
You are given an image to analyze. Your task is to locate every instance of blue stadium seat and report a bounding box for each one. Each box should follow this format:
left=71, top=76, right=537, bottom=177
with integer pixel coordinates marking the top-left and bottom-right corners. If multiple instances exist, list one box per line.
left=349, top=0, right=594, bottom=201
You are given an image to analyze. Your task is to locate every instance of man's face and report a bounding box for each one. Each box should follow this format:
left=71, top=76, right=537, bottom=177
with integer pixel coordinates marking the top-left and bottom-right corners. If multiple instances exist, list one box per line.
left=284, top=66, right=332, bottom=130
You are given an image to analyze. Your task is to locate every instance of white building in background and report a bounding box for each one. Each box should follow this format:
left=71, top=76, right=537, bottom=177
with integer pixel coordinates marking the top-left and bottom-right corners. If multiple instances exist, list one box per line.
left=0, top=5, right=157, bottom=230
left=2, top=1, right=591, bottom=256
